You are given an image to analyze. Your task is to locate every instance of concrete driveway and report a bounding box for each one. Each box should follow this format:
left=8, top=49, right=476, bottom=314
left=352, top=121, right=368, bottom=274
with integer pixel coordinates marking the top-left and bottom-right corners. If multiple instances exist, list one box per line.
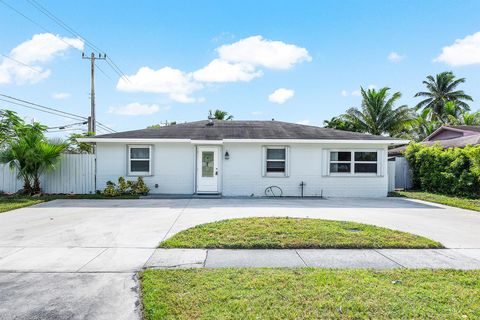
left=1, top=197, right=480, bottom=319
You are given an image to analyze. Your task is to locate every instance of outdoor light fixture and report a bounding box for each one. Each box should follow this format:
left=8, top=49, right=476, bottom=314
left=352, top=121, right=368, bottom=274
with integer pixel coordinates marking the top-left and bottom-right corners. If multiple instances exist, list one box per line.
left=225, top=151, right=230, bottom=160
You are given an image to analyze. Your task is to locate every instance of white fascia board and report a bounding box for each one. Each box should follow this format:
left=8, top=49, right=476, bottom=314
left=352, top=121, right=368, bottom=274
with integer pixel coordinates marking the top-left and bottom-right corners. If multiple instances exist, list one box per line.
left=222, top=139, right=410, bottom=145
left=77, top=138, right=409, bottom=145
left=190, top=140, right=223, bottom=145
left=77, top=138, right=191, bottom=143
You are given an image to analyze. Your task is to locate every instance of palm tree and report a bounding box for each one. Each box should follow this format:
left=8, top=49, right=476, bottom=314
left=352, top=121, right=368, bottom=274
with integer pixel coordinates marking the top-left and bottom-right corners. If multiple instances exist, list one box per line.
left=210, top=109, right=233, bottom=120
left=0, top=123, right=66, bottom=194
left=323, top=116, right=361, bottom=132
left=414, top=71, right=473, bottom=121
left=342, top=87, right=414, bottom=136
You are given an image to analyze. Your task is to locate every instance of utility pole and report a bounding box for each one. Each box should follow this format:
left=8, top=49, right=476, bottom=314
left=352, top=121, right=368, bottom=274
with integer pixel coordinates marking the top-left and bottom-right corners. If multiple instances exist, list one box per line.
left=82, top=52, right=106, bottom=134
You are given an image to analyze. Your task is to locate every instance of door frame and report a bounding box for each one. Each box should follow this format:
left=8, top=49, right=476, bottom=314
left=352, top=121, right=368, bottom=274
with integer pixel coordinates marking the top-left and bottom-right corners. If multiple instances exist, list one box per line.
left=195, top=145, right=222, bottom=194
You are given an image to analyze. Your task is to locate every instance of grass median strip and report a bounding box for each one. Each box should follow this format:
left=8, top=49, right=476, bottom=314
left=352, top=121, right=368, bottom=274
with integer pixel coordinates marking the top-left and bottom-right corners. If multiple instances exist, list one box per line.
left=159, top=217, right=443, bottom=249
left=0, top=194, right=140, bottom=213
left=141, top=268, right=480, bottom=320
left=390, top=191, right=480, bottom=212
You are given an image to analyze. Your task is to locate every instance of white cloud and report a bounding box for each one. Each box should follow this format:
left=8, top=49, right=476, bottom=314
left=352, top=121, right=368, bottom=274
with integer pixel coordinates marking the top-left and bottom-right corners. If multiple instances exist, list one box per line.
left=52, top=92, right=71, bottom=99
left=268, top=88, right=295, bottom=104
left=296, top=120, right=310, bottom=125
left=117, top=35, right=310, bottom=103
left=0, top=33, right=83, bottom=85
left=388, top=52, right=405, bottom=62
left=341, top=90, right=348, bottom=97
left=107, top=102, right=162, bottom=116
left=217, top=35, right=311, bottom=69
left=192, top=59, right=262, bottom=82
left=117, top=66, right=203, bottom=103
left=434, top=31, right=480, bottom=66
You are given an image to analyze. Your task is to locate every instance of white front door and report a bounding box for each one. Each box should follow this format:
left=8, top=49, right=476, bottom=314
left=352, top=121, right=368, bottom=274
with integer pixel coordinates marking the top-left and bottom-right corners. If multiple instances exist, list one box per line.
left=196, top=147, right=219, bottom=193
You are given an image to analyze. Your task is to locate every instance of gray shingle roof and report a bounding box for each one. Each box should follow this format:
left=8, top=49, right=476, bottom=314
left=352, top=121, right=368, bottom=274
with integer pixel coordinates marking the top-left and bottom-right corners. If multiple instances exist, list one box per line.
left=94, top=120, right=401, bottom=141
left=447, top=125, right=480, bottom=133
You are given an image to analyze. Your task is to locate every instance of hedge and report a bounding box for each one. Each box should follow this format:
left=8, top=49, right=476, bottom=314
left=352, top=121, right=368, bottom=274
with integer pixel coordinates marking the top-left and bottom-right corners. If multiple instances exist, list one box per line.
left=404, top=143, right=480, bottom=198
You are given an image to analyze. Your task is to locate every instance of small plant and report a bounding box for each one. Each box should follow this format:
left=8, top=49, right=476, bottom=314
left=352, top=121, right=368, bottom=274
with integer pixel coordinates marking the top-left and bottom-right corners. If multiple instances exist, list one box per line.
left=100, top=177, right=150, bottom=196
left=117, top=177, right=129, bottom=194
left=133, top=177, right=150, bottom=195
left=102, top=180, right=120, bottom=197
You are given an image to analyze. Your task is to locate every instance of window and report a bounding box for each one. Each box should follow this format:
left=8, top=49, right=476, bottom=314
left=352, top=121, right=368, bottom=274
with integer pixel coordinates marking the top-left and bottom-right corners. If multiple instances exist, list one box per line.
left=265, top=147, right=287, bottom=176
left=128, top=145, right=151, bottom=175
left=329, top=151, right=377, bottom=174
left=354, top=151, right=377, bottom=173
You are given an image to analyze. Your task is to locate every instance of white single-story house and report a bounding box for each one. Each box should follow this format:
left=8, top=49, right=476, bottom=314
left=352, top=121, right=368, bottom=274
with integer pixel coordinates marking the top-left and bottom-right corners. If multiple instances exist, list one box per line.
left=79, top=120, right=407, bottom=197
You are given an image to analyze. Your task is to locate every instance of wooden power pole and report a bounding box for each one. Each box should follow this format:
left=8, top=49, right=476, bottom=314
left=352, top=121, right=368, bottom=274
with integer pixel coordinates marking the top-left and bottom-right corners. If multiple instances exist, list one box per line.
left=82, top=52, right=106, bottom=134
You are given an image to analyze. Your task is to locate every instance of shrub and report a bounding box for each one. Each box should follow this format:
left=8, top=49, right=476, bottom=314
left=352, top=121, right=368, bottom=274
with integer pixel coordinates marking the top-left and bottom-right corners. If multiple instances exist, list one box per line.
left=404, top=143, right=480, bottom=197
left=102, top=180, right=120, bottom=197
left=101, top=177, right=150, bottom=196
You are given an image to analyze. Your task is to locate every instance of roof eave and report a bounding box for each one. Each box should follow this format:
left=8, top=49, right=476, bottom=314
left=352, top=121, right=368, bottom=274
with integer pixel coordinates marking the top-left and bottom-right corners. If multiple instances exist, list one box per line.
left=78, top=137, right=409, bottom=145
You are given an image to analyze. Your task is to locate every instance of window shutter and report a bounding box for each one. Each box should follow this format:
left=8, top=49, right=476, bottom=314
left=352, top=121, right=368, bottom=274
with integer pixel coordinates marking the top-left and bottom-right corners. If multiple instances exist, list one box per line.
left=322, top=149, right=330, bottom=176
left=261, top=146, right=266, bottom=176
left=285, top=146, right=290, bottom=177
left=377, top=149, right=385, bottom=176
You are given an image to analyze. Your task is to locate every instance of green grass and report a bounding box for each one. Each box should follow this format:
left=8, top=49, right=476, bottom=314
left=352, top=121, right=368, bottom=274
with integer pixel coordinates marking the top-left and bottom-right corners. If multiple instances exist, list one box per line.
left=159, top=217, right=442, bottom=249
left=0, top=193, right=140, bottom=213
left=391, top=191, right=480, bottom=212
left=141, top=268, right=480, bottom=320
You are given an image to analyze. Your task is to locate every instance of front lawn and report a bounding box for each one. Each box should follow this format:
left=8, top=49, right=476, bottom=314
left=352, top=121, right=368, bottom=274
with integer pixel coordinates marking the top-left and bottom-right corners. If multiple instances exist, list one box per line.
left=141, top=268, right=480, bottom=320
left=0, top=193, right=140, bottom=213
left=159, top=217, right=442, bottom=249
left=391, top=191, right=480, bottom=212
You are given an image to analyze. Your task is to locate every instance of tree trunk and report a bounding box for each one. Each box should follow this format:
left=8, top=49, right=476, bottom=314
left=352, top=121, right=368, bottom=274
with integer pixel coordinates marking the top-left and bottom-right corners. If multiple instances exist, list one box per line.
left=33, top=175, right=41, bottom=194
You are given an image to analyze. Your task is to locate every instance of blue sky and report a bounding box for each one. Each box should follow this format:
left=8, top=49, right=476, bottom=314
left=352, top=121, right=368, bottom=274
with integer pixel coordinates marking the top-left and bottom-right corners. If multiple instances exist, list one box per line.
left=1, top=0, right=480, bottom=136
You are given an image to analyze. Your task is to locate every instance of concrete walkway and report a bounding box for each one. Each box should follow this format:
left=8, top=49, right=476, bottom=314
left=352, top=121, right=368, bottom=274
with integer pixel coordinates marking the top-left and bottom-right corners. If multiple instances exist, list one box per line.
left=1, top=197, right=480, bottom=319
left=1, top=248, right=480, bottom=272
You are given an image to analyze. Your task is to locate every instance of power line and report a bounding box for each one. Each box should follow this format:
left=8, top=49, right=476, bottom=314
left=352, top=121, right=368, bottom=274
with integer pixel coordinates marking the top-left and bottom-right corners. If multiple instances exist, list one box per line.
left=0, top=98, right=85, bottom=122
left=26, top=0, right=130, bottom=83
left=0, top=93, right=87, bottom=120
left=0, top=53, right=42, bottom=73
left=0, top=0, right=83, bottom=52
left=0, top=97, right=115, bottom=133
left=47, top=121, right=88, bottom=130
left=96, top=121, right=116, bottom=133
left=95, top=64, right=113, bottom=82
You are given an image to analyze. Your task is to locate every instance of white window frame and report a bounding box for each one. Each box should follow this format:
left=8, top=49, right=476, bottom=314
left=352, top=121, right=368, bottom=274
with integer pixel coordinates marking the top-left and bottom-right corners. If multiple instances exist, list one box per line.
left=263, top=146, right=289, bottom=177
left=127, top=145, right=152, bottom=176
left=328, top=150, right=378, bottom=176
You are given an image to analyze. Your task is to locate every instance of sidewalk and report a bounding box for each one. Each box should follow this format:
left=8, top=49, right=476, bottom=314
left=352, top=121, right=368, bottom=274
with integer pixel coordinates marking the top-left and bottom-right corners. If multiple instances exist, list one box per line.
left=1, top=247, right=480, bottom=272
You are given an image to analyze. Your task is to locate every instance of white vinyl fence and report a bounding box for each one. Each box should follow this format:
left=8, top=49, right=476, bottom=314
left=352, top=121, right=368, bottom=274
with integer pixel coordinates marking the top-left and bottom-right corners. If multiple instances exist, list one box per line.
left=0, top=154, right=95, bottom=194
left=387, top=159, right=396, bottom=192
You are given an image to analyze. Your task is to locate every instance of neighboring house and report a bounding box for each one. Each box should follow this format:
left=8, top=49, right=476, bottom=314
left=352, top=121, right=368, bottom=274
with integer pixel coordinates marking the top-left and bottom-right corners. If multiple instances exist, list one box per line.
left=388, top=125, right=480, bottom=190
left=79, top=120, right=406, bottom=197
left=389, top=125, right=480, bottom=157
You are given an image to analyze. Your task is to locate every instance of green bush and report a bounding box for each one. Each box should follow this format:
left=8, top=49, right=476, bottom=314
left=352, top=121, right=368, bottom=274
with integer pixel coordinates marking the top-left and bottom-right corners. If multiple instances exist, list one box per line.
left=404, top=143, right=480, bottom=197
left=101, top=177, right=150, bottom=196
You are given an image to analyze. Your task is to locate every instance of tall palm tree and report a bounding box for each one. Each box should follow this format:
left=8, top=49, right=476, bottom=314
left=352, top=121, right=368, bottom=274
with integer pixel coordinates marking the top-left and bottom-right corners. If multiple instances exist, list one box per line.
left=414, top=71, right=473, bottom=121
left=210, top=109, right=233, bottom=120
left=342, top=87, right=414, bottom=136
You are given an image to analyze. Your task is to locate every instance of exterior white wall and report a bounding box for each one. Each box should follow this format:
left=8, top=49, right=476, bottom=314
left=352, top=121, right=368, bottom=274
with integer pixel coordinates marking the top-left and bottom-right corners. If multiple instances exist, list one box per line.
left=96, top=141, right=390, bottom=197
left=96, top=142, right=195, bottom=194
left=221, top=143, right=389, bottom=198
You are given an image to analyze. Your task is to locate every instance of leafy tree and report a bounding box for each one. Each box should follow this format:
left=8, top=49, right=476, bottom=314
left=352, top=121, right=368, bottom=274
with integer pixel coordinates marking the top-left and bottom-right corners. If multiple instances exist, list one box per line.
left=210, top=109, right=233, bottom=120
left=0, top=110, right=23, bottom=146
left=66, top=132, right=94, bottom=154
left=0, top=122, right=67, bottom=194
left=323, top=116, right=361, bottom=132
left=414, top=71, right=473, bottom=121
left=342, top=87, right=414, bottom=136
